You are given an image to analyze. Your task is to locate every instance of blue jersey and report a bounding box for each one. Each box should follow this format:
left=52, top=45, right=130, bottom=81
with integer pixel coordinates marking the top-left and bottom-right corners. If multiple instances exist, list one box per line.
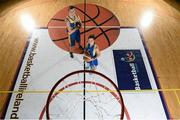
left=66, top=15, right=80, bottom=30
left=85, top=43, right=97, bottom=58
left=85, top=43, right=98, bottom=68
left=66, top=15, right=81, bottom=46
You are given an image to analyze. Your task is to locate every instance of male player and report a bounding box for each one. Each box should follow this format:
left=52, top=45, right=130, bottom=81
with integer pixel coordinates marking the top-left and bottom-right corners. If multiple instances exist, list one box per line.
left=65, top=6, right=83, bottom=58
left=83, top=34, right=100, bottom=71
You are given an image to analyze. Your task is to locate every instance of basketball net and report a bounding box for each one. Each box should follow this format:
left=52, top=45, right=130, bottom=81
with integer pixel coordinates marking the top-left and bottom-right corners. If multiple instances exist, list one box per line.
left=41, top=70, right=125, bottom=120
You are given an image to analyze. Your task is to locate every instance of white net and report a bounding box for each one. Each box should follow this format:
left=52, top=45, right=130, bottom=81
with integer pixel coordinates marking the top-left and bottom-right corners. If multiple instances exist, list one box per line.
left=45, top=70, right=124, bottom=120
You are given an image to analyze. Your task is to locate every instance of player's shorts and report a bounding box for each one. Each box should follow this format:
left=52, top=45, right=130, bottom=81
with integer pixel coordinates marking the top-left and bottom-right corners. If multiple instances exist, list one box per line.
left=86, top=59, right=98, bottom=70
left=69, top=29, right=80, bottom=47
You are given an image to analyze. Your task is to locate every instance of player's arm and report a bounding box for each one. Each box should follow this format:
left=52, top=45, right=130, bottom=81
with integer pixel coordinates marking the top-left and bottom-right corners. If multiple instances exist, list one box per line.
left=77, top=15, right=82, bottom=28
left=65, top=18, right=71, bottom=32
left=96, top=45, right=100, bottom=57
left=91, top=45, right=100, bottom=60
left=84, top=44, right=88, bottom=52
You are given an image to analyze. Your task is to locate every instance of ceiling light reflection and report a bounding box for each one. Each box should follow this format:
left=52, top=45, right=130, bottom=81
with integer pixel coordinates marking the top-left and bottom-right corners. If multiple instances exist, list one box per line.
left=20, top=14, right=36, bottom=32
left=140, top=11, right=154, bottom=28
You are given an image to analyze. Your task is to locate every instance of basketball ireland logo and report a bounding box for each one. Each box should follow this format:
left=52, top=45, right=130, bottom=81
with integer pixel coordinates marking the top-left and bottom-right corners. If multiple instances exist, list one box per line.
left=121, top=51, right=136, bottom=62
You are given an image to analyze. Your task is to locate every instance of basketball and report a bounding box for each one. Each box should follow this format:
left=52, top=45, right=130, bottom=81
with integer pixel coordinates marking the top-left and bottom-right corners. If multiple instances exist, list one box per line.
left=48, top=3, right=120, bottom=54
left=83, top=51, right=91, bottom=62
left=83, top=56, right=91, bottom=62
left=75, top=22, right=81, bottom=29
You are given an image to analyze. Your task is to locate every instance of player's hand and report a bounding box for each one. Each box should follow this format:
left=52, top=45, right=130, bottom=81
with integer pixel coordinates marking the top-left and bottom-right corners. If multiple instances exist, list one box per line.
left=87, top=58, right=94, bottom=62
left=68, top=29, right=77, bottom=35
left=89, top=58, right=94, bottom=61
left=83, top=55, right=91, bottom=62
left=68, top=32, right=71, bottom=35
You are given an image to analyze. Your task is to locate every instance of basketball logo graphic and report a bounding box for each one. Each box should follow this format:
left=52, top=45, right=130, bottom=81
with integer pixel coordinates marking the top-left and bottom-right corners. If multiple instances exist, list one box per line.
left=48, top=3, right=120, bottom=53
left=121, top=51, right=136, bottom=62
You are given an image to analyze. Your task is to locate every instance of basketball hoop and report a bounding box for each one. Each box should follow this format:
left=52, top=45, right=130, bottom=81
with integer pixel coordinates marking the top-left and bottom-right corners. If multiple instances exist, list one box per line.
left=39, top=70, right=130, bottom=120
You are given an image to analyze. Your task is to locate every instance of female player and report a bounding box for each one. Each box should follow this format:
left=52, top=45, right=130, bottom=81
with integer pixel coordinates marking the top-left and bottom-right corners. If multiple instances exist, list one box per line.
left=65, top=6, right=83, bottom=58
left=84, top=34, right=100, bottom=71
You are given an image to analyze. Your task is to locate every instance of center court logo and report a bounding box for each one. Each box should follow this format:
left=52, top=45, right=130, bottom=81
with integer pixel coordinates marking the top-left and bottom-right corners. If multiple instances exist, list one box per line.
left=120, top=51, right=135, bottom=62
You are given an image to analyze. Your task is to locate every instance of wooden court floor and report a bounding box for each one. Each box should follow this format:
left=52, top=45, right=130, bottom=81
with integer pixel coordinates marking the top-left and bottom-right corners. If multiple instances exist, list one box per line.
left=0, top=0, right=180, bottom=119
